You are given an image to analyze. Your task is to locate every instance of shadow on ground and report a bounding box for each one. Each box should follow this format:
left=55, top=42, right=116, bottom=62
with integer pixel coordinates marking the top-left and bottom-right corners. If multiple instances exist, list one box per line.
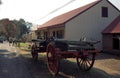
left=0, top=49, right=8, bottom=52
left=0, top=49, right=18, bottom=58
left=95, top=52, right=120, bottom=60
left=20, top=53, right=120, bottom=78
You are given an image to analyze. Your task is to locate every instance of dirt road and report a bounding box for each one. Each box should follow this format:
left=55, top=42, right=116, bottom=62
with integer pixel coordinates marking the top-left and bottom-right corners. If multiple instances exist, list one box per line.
left=0, top=42, right=32, bottom=78
left=94, top=53, right=120, bottom=77
left=20, top=45, right=120, bottom=78
left=0, top=42, right=120, bottom=78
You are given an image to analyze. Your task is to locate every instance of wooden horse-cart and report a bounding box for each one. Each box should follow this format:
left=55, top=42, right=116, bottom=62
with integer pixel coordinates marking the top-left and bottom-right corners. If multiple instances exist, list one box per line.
left=31, top=38, right=99, bottom=75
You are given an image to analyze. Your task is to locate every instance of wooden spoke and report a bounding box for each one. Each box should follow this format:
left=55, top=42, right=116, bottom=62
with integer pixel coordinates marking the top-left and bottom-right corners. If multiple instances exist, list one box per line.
left=77, top=53, right=95, bottom=71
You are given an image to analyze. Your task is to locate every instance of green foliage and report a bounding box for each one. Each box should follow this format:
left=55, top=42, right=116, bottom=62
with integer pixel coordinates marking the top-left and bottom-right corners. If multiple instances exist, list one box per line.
left=0, top=0, right=2, bottom=4
left=19, top=42, right=30, bottom=51
left=13, top=19, right=28, bottom=38
left=0, top=18, right=32, bottom=39
left=0, top=19, right=16, bottom=38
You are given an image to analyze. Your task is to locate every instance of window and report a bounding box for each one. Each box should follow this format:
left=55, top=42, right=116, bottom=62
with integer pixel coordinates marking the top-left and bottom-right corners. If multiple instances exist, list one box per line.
left=44, top=31, right=48, bottom=39
left=52, top=30, right=64, bottom=39
left=101, top=7, right=108, bottom=17
left=57, top=30, right=64, bottom=39
left=113, top=34, right=120, bottom=37
left=52, top=31, right=56, bottom=37
left=56, top=30, right=63, bottom=39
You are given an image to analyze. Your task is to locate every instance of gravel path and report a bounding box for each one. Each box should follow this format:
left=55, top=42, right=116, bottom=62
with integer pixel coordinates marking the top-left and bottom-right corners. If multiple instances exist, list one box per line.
left=0, top=42, right=33, bottom=78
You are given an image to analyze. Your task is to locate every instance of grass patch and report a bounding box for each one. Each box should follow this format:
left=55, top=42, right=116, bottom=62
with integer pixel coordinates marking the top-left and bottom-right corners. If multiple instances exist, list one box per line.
left=18, top=42, right=31, bottom=51
left=20, top=42, right=28, bottom=47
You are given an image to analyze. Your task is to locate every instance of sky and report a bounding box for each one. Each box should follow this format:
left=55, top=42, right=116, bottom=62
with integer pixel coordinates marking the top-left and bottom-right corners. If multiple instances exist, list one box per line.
left=0, top=0, right=120, bottom=25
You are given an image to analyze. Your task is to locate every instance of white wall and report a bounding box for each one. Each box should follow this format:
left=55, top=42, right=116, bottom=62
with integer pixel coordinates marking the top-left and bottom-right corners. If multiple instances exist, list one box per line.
left=65, top=0, right=120, bottom=50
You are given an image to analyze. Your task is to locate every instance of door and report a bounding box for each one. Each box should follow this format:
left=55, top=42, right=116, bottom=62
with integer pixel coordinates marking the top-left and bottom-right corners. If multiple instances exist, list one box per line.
left=113, top=38, right=119, bottom=49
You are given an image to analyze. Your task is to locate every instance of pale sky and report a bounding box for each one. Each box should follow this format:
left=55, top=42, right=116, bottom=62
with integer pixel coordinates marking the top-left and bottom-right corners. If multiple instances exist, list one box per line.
left=0, top=0, right=120, bottom=25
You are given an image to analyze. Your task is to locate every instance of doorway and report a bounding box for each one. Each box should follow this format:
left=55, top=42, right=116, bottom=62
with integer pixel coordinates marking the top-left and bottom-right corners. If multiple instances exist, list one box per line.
left=113, top=38, right=119, bottom=49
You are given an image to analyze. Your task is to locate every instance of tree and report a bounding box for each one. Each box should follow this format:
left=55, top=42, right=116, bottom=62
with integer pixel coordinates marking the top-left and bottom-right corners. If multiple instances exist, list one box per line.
left=12, top=18, right=32, bottom=39
left=0, top=19, right=17, bottom=39
left=0, top=0, right=2, bottom=4
left=0, top=18, right=32, bottom=40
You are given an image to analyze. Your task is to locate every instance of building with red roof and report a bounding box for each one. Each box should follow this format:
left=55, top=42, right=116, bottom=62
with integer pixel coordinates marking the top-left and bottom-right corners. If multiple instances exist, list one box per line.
left=37, top=0, right=120, bottom=51
left=102, top=15, right=120, bottom=53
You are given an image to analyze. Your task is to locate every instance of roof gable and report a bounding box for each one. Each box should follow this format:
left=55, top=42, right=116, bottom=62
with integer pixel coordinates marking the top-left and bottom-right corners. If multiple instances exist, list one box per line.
left=102, top=15, right=120, bottom=34
left=38, top=0, right=120, bottom=29
left=38, top=0, right=101, bottom=29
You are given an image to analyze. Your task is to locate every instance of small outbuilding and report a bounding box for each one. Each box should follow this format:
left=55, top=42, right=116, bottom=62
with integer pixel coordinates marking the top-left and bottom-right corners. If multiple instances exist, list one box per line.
left=102, top=15, right=120, bottom=54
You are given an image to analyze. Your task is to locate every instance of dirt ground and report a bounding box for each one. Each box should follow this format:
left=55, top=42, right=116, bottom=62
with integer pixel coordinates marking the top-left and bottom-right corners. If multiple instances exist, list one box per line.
left=94, top=53, right=120, bottom=78
left=19, top=50, right=120, bottom=78
left=0, top=42, right=32, bottom=78
left=1, top=42, right=119, bottom=78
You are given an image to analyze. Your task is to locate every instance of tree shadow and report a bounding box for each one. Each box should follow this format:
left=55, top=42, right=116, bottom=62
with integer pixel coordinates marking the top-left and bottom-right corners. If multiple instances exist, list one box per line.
left=0, top=49, right=9, bottom=52
left=0, top=49, right=18, bottom=57
left=20, top=53, right=120, bottom=78
left=0, top=49, right=32, bottom=78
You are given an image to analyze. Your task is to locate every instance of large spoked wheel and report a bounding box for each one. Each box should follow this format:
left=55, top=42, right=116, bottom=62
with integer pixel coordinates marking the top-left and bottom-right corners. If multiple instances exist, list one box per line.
left=31, top=47, right=38, bottom=60
left=76, top=53, right=95, bottom=71
left=46, top=43, right=59, bottom=76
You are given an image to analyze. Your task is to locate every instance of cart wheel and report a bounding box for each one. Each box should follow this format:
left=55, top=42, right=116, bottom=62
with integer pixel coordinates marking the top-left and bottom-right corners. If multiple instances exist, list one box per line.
left=76, top=53, right=95, bottom=71
left=46, top=43, right=59, bottom=76
left=31, top=48, right=38, bottom=60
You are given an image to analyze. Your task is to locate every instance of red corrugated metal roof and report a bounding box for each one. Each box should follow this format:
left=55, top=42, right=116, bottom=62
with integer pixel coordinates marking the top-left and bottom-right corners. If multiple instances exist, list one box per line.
left=38, top=0, right=101, bottom=29
left=102, top=15, right=120, bottom=34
